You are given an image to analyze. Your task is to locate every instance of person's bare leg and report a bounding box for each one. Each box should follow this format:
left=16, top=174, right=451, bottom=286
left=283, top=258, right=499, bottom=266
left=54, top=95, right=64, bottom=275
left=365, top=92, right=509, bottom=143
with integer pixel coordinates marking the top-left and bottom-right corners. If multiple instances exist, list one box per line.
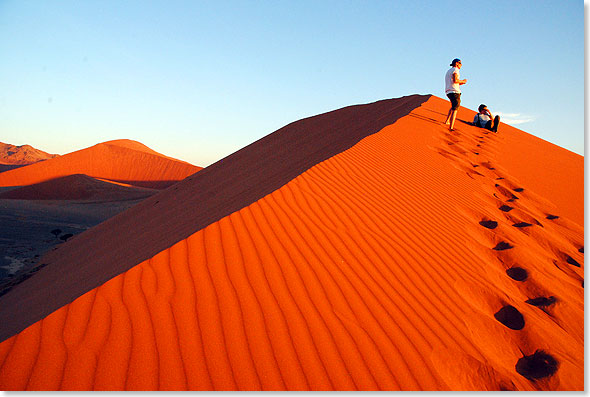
left=444, top=107, right=453, bottom=125
left=492, top=115, right=500, bottom=133
left=449, top=110, right=458, bottom=130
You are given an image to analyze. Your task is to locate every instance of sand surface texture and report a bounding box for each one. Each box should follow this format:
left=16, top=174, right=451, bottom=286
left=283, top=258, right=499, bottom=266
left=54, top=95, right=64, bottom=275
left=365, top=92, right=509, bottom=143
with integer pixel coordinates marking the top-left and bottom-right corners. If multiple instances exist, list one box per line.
left=0, top=139, right=200, bottom=190
left=0, top=96, right=583, bottom=390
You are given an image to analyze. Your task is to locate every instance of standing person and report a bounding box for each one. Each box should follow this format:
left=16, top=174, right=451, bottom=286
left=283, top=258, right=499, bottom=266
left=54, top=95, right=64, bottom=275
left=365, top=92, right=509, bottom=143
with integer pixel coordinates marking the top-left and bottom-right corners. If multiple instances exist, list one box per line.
left=444, top=58, right=467, bottom=131
left=473, top=104, right=500, bottom=133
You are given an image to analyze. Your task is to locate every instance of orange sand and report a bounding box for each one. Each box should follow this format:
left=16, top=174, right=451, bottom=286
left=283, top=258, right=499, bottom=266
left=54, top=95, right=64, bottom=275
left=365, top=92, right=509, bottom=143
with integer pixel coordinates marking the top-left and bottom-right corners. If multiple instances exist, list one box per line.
left=0, top=96, right=583, bottom=390
left=0, top=139, right=200, bottom=190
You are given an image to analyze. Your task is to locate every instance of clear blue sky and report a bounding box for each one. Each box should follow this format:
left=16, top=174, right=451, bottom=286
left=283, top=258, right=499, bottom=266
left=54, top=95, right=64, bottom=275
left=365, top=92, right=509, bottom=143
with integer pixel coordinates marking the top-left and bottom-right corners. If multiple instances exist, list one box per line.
left=0, top=0, right=583, bottom=166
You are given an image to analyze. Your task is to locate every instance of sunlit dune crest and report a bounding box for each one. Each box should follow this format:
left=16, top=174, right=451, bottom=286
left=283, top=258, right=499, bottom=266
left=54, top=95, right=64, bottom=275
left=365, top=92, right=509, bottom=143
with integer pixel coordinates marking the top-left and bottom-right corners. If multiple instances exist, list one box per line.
left=0, top=96, right=582, bottom=391
left=0, top=139, right=201, bottom=190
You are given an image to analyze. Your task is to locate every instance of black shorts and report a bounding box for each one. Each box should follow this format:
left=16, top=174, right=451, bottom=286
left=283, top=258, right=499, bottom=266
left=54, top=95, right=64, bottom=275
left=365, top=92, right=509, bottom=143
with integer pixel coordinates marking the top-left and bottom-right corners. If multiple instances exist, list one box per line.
left=447, top=92, right=461, bottom=110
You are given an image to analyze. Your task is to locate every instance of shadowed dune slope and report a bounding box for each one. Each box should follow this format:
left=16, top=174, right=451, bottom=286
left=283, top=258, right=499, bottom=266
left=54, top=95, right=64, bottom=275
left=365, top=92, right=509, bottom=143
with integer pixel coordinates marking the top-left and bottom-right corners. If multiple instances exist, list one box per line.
left=0, top=174, right=157, bottom=201
left=0, top=139, right=200, bottom=190
left=0, top=96, right=583, bottom=390
left=0, top=164, right=23, bottom=173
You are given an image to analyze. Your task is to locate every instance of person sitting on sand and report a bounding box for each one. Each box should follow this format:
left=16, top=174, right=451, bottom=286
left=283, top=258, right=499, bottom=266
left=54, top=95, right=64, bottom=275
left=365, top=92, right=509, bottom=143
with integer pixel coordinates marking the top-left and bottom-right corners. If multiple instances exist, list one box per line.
left=473, top=104, right=500, bottom=133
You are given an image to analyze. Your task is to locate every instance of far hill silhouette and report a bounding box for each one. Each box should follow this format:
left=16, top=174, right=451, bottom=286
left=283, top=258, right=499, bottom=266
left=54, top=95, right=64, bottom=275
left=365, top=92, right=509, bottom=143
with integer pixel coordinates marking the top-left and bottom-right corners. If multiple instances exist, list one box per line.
left=0, top=142, right=58, bottom=167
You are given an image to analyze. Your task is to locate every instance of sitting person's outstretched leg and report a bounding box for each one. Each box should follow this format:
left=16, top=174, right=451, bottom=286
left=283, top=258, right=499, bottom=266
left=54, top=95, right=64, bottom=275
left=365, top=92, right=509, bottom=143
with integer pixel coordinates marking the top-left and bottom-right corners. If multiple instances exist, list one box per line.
left=492, top=115, right=500, bottom=133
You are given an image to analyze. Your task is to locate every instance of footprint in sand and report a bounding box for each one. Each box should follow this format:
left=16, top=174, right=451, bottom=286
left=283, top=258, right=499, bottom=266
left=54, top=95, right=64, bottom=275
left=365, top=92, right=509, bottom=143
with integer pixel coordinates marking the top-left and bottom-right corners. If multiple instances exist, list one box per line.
left=494, top=305, right=525, bottom=330
left=499, top=205, right=514, bottom=212
left=480, top=161, right=496, bottom=170
left=546, top=214, right=559, bottom=220
left=515, top=350, right=559, bottom=381
left=512, top=222, right=533, bottom=228
left=506, top=267, right=528, bottom=281
left=495, top=184, right=519, bottom=201
left=565, top=255, right=581, bottom=267
left=479, top=220, right=498, bottom=229
left=525, top=296, right=557, bottom=307
left=493, top=241, right=514, bottom=251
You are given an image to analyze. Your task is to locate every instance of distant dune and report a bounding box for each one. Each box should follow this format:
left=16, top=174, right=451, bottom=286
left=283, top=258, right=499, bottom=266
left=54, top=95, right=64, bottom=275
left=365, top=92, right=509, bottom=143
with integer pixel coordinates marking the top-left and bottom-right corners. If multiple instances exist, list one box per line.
left=0, top=96, right=582, bottom=391
left=0, top=174, right=156, bottom=201
left=0, top=143, right=58, bottom=172
left=0, top=139, right=201, bottom=190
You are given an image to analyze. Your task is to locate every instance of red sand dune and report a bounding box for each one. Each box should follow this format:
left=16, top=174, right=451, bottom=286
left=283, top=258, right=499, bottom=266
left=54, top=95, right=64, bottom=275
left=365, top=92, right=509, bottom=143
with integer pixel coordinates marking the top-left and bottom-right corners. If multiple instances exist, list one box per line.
left=0, top=174, right=156, bottom=201
left=0, top=139, right=201, bottom=190
left=0, top=142, right=58, bottom=166
left=0, top=96, right=583, bottom=390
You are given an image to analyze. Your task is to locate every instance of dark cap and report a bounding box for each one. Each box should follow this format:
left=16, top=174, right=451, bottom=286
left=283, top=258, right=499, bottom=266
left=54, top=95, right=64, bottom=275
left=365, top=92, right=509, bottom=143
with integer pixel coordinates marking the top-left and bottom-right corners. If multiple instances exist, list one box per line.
left=450, top=58, right=461, bottom=66
left=478, top=104, right=487, bottom=111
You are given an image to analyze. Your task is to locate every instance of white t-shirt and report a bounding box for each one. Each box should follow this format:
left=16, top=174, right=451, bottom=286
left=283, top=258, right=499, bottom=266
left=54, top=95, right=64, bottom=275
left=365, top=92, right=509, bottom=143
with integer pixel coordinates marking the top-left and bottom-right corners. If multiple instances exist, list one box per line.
left=445, top=67, right=461, bottom=94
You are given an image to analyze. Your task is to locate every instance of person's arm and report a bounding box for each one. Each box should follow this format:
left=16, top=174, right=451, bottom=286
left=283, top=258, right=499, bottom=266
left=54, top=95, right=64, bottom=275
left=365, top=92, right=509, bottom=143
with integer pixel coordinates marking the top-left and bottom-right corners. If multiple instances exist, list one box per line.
left=452, top=72, right=467, bottom=85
